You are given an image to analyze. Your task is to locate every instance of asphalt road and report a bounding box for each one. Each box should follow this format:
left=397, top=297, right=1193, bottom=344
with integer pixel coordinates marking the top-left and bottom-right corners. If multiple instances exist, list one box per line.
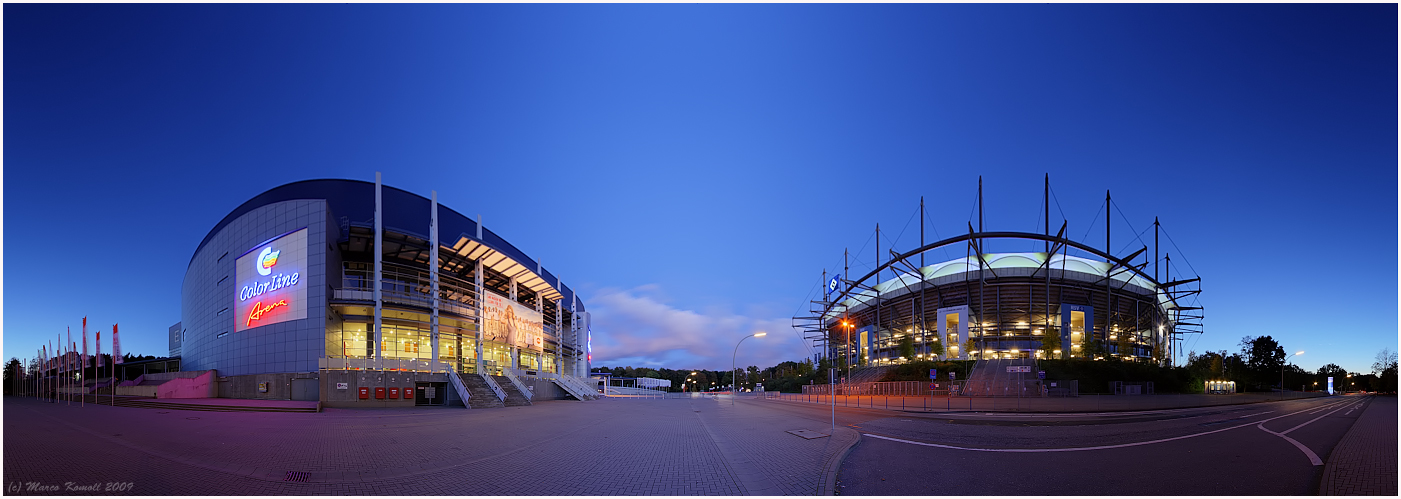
left=819, top=394, right=1373, bottom=495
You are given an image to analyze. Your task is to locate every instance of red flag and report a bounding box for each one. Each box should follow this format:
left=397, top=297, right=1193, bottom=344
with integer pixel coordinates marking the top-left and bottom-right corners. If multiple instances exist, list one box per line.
left=97, top=330, right=104, bottom=368
left=83, top=318, right=90, bottom=371
left=113, top=323, right=123, bottom=365
left=66, top=328, right=72, bottom=373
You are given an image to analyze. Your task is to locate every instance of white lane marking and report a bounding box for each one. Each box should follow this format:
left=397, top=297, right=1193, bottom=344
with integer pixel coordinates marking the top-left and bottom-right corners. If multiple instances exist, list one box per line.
left=1282, top=403, right=1350, bottom=435
left=1250, top=398, right=1357, bottom=466
left=861, top=405, right=1328, bottom=453
left=863, top=398, right=1351, bottom=454
left=1257, top=424, right=1324, bottom=465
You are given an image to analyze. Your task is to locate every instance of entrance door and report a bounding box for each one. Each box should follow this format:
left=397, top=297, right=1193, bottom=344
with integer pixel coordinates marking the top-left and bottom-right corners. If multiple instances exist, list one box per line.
left=291, top=378, right=319, bottom=401
left=416, top=382, right=446, bottom=406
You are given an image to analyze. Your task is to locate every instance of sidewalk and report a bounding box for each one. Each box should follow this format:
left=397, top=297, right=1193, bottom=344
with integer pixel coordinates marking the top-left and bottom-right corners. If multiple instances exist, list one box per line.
left=1321, top=396, right=1398, bottom=496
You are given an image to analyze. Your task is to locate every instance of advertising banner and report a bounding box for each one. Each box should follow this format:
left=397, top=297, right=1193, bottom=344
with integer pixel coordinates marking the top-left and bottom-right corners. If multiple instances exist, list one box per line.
left=482, top=293, right=545, bottom=350
left=235, top=228, right=309, bottom=332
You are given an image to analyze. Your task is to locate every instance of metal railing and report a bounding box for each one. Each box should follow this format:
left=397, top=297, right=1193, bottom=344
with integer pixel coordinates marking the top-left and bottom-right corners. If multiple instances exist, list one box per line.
left=446, top=364, right=471, bottom=408
left=480, top=373, right=507, bottom=402
left=501, top=369, right=532, bottom=402
left=557, top=374, right=599, bottom=400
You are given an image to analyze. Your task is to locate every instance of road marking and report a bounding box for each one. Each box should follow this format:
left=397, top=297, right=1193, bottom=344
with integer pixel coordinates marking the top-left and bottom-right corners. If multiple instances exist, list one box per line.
left=862, top=399, right=1346, bottom=454
left=1256, top=424, right=1323, bottom=465
left=1280, top=403, right=1350, bottom=435
left=1251, top=398, right=1356, bottom=466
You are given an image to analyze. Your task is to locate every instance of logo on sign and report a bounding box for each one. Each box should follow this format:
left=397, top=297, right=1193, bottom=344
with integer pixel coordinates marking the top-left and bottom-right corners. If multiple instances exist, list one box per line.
left=256, top=246, right=280, bottom=276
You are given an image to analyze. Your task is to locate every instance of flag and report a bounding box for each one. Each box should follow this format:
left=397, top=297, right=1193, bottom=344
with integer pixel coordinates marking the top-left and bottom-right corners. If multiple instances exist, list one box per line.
left=66, top=328, right=72, bottom=373
left=113, top=323, right=123, bottom=364
left=97, top=330, right=104, bottom=368
left=83, top=318, right=90, bottom=372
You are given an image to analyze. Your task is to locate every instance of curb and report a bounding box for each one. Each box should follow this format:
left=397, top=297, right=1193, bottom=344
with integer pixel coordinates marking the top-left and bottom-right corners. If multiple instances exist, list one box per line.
left=819, top=427, right=861, bottom=496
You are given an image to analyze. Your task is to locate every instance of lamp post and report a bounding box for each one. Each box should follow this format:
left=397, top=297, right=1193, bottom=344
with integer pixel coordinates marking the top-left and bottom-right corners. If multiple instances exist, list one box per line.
left=1283, top=350, right=1303, bottom=400
left=732, top=332, right=766, bottom=404
left=841, top=321, right=853, bottom=385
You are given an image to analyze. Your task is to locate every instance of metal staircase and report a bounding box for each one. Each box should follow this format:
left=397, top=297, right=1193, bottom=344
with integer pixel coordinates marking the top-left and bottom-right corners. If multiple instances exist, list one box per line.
left=552, top=374, right=599, bottom=400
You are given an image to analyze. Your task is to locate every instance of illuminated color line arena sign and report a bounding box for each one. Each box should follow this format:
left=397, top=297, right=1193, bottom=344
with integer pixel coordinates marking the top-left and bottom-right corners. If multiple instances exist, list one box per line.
left=235, top=228, right=309, bottom=332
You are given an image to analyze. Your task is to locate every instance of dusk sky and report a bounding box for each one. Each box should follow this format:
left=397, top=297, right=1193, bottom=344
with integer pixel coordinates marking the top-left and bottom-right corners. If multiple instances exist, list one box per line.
left=5, top=4, right=1396, bottom=374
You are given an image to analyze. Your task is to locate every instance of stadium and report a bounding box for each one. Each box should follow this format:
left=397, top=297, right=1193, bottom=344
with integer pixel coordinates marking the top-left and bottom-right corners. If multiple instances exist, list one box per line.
left=176, top=176, right=599, bottom=407
left=796, top=177, right=1204, bottom=392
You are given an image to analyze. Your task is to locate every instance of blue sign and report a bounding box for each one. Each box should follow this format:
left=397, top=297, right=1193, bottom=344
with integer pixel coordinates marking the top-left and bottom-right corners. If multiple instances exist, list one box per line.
left=949, top=372, right=956, bottom=380
left=1038, top=371, right=1046, bottom=380
left=827, top=274, right=841, bottom=296
left=1327, top=376, right=1333, bottom=395
left=929, top=369, right=937, bottom=379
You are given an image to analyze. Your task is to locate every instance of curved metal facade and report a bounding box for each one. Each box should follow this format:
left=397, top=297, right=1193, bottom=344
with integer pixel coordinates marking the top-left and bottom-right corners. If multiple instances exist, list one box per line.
left=180, top=179, right=589, bottom=377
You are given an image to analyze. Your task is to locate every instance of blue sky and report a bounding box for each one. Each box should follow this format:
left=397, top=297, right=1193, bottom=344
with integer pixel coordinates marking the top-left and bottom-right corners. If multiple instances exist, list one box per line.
left=5, top=4, right=1396, bottom=374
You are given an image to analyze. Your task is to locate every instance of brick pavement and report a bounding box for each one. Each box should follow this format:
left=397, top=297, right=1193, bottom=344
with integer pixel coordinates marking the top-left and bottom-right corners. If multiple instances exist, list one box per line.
left=1320, top=396, right=1398, bottom=496
left=2, top=395, right=859, bottom=495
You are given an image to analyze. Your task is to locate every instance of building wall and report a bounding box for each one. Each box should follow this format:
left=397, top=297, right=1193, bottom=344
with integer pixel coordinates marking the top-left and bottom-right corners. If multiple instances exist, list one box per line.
left=181, top=199, right=329, bottom=376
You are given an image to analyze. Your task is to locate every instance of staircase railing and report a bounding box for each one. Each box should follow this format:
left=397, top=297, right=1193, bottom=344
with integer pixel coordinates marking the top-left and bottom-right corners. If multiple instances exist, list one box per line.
left=480, top=373, right=507, bottom=402
left=556, top=374, right=598, bottom=400
left=501, top=369, right=532, bottom=402
left=446, top=365, right=471, bottom=408
left=554, top=376, right=593, bottom=400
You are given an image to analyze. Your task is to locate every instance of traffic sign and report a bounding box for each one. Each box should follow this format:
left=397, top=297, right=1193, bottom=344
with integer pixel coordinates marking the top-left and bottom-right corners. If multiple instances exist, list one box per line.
left=949, top=372, right=955, bottom=380
left=1038, top=370, right=1046, bottom=380
left=929, top=369, right=937, bottom=379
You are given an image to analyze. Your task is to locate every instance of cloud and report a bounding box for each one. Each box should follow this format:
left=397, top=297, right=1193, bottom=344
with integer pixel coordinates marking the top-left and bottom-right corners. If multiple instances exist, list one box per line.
left=584, top=285, right=813, bottom=371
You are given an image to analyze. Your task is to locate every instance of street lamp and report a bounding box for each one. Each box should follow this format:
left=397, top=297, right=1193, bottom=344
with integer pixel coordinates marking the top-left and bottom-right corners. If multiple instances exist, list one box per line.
left=732, top=332, right=766, bottom=403
left=1283, top=350, right=1303, bottom=400
left=841, top=321, right=853, bottom=384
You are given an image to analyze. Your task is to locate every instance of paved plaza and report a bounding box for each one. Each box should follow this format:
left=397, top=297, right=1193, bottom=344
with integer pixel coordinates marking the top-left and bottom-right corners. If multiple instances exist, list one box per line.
left=3, top=394, right=856, bottom=495
left=4, top=393, right=1394, bottom=495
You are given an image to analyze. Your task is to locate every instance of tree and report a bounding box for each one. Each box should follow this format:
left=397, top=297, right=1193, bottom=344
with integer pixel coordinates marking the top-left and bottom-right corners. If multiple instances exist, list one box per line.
left=1116, top=331, right=1134, bottom=359
left=1241, top=336, right=1286, bottom=372
left=898, top=335, right=916, bottom=361
left=963, top=339, right=976, bottom=360
left=3, top=357, right=20, bottom=396
left=1042, top=332, right=1061, bottom=360
left=1373, top=349, right=1398, bottom=394
left=929, top=337, right=945, bottom=360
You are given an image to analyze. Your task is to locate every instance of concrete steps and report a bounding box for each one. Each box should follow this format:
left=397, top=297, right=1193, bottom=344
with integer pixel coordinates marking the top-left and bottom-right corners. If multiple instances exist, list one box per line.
left=458, top=374, right=504, bottom=409
left=491, top=375, right=532, bottom=407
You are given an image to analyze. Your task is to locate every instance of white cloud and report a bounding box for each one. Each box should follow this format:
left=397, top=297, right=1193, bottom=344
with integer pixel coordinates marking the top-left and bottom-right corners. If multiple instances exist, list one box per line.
left=584, top=285, right=813, bottom=371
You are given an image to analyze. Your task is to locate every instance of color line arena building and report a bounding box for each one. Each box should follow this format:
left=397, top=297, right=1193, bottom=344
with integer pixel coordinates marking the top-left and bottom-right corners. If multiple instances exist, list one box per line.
left=798, top=177, right=1203, bottom=371
left=176, top=176, right=597, bottom=407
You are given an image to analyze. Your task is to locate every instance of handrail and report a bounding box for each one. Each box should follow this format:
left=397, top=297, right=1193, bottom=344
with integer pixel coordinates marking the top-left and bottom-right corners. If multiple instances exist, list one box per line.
left=554, top=376, right=592, bottom=400
left=480, top=373, right=507, bottom=402
left=446, top=364, right=471, bottom=408
left=502, top=369, right=532, bottom=402
left=555, top=374, right=597, bottom=400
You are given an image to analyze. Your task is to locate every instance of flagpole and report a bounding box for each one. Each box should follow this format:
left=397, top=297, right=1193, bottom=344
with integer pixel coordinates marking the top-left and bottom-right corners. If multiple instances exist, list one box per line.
left=82, top=318, right=87, bottom=408
left=113, top=323, right=122, bottom=406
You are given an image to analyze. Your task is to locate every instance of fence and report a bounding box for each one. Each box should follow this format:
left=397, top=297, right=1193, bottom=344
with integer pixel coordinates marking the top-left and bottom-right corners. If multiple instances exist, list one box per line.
left=803, top=380, right=957, bottom=397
